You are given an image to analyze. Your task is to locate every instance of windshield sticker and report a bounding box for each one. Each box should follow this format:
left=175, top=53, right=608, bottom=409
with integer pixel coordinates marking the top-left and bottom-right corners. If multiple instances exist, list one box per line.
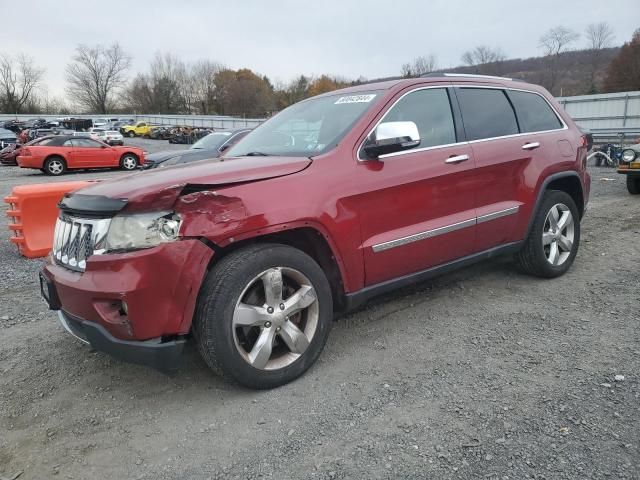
left=334, top=94, right=376, bottom=104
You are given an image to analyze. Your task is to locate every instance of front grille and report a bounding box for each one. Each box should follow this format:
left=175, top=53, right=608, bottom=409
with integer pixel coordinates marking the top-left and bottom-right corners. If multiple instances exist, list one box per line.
left=52, top=216, right=111, bottom=272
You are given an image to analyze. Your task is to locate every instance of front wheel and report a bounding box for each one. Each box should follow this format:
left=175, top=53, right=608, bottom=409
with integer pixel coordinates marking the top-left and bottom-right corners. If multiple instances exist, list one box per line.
left=120, top=154, right=138, bottom=170
left=627, top=176, right=640, bottom=195
left=515, top=190, right=580, bottom=278
left=193, top=244, right=333, bottom=389
left=127, top=131, right=135, bottom=138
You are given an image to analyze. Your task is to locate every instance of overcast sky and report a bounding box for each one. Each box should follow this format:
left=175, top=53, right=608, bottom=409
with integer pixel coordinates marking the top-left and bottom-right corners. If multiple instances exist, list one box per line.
left=2, top=0, right=638, bottom=101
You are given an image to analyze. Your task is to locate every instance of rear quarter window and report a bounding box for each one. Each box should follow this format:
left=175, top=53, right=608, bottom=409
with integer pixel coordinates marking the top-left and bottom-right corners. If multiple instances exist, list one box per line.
left=508, top=90, right=563, bottom=132
left=456, top=88, right=518, bottom=141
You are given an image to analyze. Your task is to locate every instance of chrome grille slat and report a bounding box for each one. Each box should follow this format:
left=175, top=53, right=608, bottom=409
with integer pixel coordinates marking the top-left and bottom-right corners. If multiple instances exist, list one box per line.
left=52, top=215, right=111, bottom=272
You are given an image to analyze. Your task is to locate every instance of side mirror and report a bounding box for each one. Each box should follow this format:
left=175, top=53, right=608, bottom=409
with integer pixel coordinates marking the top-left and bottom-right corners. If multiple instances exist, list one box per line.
left=363, top=121, right=420, bottom=159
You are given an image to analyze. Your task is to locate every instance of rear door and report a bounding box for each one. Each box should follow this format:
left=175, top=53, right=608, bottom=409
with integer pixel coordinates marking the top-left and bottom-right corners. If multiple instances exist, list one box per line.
left=455, top=87, right=531, bottom=252
left=353, top=86, right=477, bottom=286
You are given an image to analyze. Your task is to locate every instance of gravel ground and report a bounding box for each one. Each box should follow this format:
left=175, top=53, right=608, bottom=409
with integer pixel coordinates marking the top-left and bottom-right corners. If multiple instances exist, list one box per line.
left=0, top=146, right=638, bottom=479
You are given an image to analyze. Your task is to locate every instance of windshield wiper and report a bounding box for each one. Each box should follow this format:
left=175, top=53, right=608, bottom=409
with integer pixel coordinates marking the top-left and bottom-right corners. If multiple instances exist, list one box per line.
left=245, top=151, right=271, bottom=156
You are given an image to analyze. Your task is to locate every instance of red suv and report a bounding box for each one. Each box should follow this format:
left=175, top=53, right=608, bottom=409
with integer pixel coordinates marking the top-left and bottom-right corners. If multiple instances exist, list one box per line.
left=40, top=74, right=590, bottom=388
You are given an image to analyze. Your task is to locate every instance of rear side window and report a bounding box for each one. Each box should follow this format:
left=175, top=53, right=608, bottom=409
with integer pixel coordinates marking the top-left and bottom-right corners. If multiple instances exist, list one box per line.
left=381, top=88, right=456, bottom=149
left=457, top=88, right=518, bottom=141
left=508, top=90, right=563, bottom=132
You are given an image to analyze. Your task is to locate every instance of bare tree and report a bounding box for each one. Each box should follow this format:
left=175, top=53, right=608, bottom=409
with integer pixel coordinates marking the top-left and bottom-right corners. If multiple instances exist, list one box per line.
left=539, top=26, right=580, bottom=94
left=0, top=53, right=44, bottom=114
left=401, top=54, right=438, bottom=77
left=585, top=22, right=615, bottom=92
left=191, top=60, right=224, bottom=114
left=461, top=46, right=506, bottom=74
left=66, top=43, right=131, bottom=113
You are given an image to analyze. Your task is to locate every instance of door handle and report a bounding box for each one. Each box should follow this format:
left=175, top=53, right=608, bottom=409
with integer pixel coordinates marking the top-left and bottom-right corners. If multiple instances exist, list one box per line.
left=445, top=154, right=469, bottom=164
left=522, top=142, right=541, bottom=150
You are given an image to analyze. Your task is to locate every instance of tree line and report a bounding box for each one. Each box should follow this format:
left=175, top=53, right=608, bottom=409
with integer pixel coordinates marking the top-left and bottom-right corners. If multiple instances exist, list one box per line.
left=0, top=23, right=638, bottom=116
left=400, top=23, right=639, bottom=96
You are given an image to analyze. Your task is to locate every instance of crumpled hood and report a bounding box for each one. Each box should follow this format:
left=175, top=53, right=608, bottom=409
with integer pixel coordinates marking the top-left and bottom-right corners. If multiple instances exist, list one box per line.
left=71, top=156, right=312, bottom=212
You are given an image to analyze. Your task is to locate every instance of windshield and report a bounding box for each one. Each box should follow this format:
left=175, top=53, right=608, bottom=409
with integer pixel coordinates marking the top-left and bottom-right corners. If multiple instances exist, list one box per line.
left=226, top=91, right=382, bottom=157
left=191, top=132, right=233, bottom=150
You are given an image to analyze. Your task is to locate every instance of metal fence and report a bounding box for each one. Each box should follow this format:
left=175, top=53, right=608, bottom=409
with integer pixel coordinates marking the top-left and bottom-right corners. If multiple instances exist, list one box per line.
left=557, top=91, right=640, bottom=144
left=0, top=113, right=265, bottom=130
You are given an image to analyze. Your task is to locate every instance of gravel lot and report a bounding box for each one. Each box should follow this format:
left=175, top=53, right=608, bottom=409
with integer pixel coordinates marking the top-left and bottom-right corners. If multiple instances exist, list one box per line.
left=1, top=142, right=638, bottom=480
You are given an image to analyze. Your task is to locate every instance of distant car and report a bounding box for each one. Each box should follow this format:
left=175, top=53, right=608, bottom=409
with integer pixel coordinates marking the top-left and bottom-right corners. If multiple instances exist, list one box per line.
left=144, top=129, right=252, bottom=169
left=17, top=135, right=145, bottom=175
left=92, top=119, right=108, bottom=127
left=95, top=130, right=124, bottom=146
left=617, top=144, right=640, bottom=194
left=0, top=128, right=17, bottom=148
left=121, top=122, right=155, bottom=137
left=148, top=126, right=173, bottom=140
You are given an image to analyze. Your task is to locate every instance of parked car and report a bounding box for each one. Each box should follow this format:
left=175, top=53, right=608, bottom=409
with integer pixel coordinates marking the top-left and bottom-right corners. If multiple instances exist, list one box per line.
left=617, top=144, right=640, bottom=194
left=168, top=128, right=212, bottom=144
left=96, top=130, right=124, bottom=146
left=0, top=128, right=17, bottom=147
left=17, top=135, right=144, bottom=175
left=148, top=126, right=173, bottom=140
left=121, top=122, right=155, bottom=137
left=144, top=129, right=252, bottom=169
left=88, top=127, right=105, bottom=140
left=40, top=74, right=590, bottom=388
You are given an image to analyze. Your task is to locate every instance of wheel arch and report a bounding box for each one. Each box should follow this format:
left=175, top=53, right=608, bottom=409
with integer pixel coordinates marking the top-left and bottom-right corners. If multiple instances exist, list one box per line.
left=203, top=225, right=348, bottom=312
left=525, top=172, right=585, bottom=238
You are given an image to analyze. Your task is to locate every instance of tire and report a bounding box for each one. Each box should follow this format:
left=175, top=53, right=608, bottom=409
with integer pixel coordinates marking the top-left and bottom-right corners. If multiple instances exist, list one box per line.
left=127, top=131, right=135, bottom=138
left=515, top=190, right=580, bottom=278
left=193, top=244, right=333, bottom=389
left=627, top=176, right=640, bottom=195
left=43, top=156, right=66, bottom=176
left=119, top=153, right=138, bottom=170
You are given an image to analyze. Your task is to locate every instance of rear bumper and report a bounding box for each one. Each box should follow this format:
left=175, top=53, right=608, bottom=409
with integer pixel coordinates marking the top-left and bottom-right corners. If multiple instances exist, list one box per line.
left=17, top=155, right=42, bottom=168
left=57, top=310, right=185, bottom=371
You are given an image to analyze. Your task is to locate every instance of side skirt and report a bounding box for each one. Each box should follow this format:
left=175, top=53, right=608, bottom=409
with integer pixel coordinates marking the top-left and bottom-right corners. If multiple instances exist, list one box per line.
left=343, top=241, right=523, bottom=312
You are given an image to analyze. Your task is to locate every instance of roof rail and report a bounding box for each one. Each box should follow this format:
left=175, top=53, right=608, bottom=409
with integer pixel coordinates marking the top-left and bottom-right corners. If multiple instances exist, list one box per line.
left=420, top=72, right=513, bottom=81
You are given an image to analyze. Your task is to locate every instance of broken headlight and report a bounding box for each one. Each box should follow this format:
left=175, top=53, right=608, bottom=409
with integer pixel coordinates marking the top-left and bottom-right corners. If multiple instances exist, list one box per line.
left=105, top=211, right=182, bottom=252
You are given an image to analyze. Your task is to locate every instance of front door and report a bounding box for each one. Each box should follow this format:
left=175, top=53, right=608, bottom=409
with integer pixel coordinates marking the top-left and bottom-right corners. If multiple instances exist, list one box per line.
left=70, top=138, right=110, bottom=167
left=351, top=87, right=477, bottom=286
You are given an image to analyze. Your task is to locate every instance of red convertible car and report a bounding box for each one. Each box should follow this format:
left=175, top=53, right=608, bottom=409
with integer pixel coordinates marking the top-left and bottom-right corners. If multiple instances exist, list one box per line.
left=17, top=135, right=145, bottom=175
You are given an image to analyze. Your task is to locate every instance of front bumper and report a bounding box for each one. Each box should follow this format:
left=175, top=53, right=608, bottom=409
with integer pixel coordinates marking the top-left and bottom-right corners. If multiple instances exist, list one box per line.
left=617, top=165, right=640, bottom=176
left=41, top=239, right=214, bottom=342
left=57, top=309, right=185, bottom=371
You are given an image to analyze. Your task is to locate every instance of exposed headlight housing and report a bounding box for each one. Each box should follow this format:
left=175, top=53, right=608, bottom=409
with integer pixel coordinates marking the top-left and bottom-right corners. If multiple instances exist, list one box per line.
left=621, top=149, right=637, bottom=163
left=105, top=211, right=182, bottom=251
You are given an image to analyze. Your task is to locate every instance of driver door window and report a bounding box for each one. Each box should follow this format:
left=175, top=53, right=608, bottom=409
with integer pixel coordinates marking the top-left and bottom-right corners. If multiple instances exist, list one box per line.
left=378, top=88, right=457, bottom=154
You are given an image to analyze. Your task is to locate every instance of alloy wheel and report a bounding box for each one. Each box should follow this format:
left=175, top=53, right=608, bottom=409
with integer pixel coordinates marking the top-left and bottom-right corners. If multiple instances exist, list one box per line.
left=232, top=267, right=319, bottom=370
left=122, top=156, right=137, bottom=170
left=48, top=160, right=63, bottom=175
left=542, top=203, right=574, bottom=266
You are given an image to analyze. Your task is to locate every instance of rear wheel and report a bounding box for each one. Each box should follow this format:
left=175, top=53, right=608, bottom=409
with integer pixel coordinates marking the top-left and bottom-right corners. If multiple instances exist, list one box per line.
left=119, top=154, right=138, bottom=170
left=193, top=244, right=333, bottom=389
left=515, top=190, right=580, bottom=278
left=43, top=156, right=66, bottom=176
left=627, top=176, right=640, bottom=195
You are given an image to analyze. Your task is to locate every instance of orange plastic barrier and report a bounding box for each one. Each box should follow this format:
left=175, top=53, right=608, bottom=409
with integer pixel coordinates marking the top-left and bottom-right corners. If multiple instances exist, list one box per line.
left=4, top=181, right=94, bottom=258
